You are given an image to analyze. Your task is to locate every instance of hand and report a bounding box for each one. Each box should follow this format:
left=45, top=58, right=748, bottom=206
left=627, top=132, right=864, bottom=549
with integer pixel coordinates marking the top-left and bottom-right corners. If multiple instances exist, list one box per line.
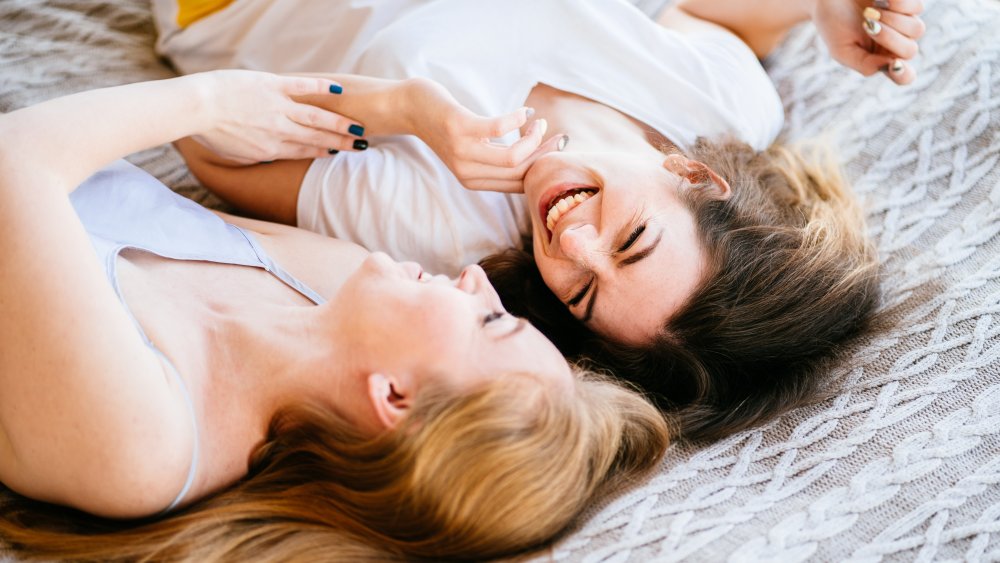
left=402, top=77, right=566, bottom=193
left=190, top=70, right=365, bottom=164
left=812, top=0, right=925, bottom=85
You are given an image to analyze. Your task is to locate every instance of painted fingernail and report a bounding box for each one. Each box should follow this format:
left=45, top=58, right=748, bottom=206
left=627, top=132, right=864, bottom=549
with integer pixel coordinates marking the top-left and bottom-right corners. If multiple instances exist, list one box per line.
left=874, top=0, right=890, bottom=8
left=525, top=107, right=536, bottom=119
left=261, top=160, right=274, bottom=164
left=353, top=139, right=368, bottom=150
left=557, top=135, right=569, bottom=152
left=329, top=84, right=343, bottom=94
left=863, top=19, right=882, bottom=37
left=328, top=148, right=339, bottom=155
left=891, top=59, right=905, bottom=74
left=863, top=7, right=881, bottom=21
left=348, top=124, right=365, bottom=137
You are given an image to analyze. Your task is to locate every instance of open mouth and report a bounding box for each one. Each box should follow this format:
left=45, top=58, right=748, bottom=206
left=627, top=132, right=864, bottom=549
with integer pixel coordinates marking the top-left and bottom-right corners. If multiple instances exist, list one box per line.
left=539, top=184, right=599, bottom=241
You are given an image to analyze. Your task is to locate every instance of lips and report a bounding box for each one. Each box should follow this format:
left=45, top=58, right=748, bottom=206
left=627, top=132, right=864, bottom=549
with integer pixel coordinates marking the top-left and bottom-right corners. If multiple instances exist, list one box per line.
left=538, top=183, right=599, bottom=241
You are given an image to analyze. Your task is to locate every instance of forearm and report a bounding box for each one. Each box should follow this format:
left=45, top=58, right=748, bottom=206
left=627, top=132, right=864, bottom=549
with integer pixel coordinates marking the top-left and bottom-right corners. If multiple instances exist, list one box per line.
left=0, top=74, right=211, bottom=193
left=672, top=0, right=815, bottom=57
left=290, top=74, right=423, bottom=137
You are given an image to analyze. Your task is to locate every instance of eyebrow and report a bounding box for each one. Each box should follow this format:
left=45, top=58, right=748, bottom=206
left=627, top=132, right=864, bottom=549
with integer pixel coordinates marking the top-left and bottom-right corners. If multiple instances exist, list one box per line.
left=497, top=318, right=528, bottom=340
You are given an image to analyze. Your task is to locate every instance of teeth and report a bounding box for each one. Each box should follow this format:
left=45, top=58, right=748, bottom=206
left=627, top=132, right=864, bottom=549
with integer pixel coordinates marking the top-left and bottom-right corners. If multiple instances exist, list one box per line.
left=546, top=190, right=595, bottom=231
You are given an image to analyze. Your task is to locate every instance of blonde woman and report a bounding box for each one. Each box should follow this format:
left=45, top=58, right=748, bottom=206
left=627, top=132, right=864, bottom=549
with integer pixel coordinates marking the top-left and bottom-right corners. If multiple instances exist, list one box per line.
left=0, top=71, right=668, bottom=561
left=154, top=0, right=922, bottom=440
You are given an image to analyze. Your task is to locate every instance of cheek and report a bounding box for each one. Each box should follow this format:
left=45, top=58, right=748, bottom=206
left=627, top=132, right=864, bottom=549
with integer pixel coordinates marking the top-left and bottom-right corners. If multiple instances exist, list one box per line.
left=404, top=293, right=469, bottom=347
left=533, top=253, right=571, bottom=299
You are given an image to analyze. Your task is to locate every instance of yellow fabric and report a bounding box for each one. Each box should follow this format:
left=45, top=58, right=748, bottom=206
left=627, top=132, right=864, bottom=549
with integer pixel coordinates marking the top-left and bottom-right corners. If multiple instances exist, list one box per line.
left=176, top=0, right=234, bottom=27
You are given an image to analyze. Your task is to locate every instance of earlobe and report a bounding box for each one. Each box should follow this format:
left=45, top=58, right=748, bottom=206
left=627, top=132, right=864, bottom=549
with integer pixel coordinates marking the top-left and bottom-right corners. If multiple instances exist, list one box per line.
left=367, top=373, right=410, bottom=430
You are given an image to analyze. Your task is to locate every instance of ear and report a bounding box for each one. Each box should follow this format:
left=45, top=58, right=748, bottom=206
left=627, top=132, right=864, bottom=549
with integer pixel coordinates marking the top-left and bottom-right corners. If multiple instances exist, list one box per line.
left=663, top=154, right=732, bottom=201
left=366, top=373, right=410, bottom=430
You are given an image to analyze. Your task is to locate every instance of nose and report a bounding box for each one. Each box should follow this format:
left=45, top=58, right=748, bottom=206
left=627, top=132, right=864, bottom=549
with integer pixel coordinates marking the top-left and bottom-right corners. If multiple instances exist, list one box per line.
left=457, top=264, right=505, bottom=309
left=558, top=224, right=600, bottom=269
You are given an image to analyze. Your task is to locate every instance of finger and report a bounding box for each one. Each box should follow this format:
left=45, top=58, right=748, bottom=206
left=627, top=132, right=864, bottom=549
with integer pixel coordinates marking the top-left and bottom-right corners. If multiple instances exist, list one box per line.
left=282, top=121, right=370, bottom=153
left=863, top=16, right=919, bottom=59
left=462, top=178, right=526, bottom=193
left=283, top=142, right=342, bottom=160
left=459, top=133, right=568, bottom=182
left=837, top=44, right=895, bottom=76
left=878, top=10, right=925, bottom=41
left=873, top=0, right=923, bottom=16
left=880, top=59, right=916, bottom=85
left=467, top=118, right=549, bottom=167
left=469, top=107, right=533, bottom=139
left=287, top=105, right=365, bottom=137
left=281, top=75, right=344, bottom=97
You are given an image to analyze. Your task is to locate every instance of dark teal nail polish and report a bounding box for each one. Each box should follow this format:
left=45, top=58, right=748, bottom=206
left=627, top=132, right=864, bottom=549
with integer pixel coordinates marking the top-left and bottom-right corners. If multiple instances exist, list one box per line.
left=348, top=124, right=365, bottom=137
left=328, top=148, right=339, bottom=155
left=329, top=84, right=343, bottom=94
left=261, top=160, right=274, bottom=164
left=353, top=139, right=368, bottom=151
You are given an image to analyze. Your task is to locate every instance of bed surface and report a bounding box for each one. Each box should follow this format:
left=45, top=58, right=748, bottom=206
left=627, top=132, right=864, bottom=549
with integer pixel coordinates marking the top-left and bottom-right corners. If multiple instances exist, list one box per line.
left=2, top=0, right=999, bottom=561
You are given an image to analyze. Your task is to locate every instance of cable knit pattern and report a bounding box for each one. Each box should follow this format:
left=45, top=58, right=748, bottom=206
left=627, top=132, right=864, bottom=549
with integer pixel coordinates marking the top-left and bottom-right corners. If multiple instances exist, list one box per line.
left=1, top=0, right=998, bottom=561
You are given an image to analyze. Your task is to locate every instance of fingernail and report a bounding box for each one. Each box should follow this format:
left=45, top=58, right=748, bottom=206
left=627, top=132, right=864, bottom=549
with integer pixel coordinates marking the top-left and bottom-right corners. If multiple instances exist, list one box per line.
left=891, top=59, right=905, bottom=74
left=878, top=64, right=890, bottom=74
left=353, top=139, right=368, bottom=151
left=348, top=124, right=365, bottom=137
left=557, top=135, right=569, bottom=152
left=863, top=7, right=881, bottom=22
left=525, top=107, right=535, bottom=119
left=874, top=0, right=890, bottom=8
left=327, top=148, right=339, bottom=155
left=863, top=19, right=882, bottom=37
left=261, top=160, right=274, bottom=164
left=329, top=84, right=343, bottom=94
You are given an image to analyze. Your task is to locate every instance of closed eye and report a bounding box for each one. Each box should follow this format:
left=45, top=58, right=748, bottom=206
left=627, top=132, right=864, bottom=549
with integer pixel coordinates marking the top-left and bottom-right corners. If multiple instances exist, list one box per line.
left=618, top=223, right=646, bottom=253
left=482, top=311, right=506, bottom=326
left=567, top=277, right=594, bottom=307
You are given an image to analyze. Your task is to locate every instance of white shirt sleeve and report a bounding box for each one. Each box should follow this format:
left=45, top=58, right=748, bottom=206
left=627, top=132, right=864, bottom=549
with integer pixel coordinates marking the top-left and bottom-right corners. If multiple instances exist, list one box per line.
left=296, top=137, right=526, bottom=276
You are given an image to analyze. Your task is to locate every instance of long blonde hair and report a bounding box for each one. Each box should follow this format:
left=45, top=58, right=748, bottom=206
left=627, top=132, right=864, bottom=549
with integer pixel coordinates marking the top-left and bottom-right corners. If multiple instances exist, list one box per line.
left=0, top=370, right=668, bottom=561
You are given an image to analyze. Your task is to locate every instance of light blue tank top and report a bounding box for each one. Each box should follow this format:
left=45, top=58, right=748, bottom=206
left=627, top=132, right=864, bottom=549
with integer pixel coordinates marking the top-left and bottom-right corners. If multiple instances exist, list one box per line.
left=70, top=160, right=326, bottom=512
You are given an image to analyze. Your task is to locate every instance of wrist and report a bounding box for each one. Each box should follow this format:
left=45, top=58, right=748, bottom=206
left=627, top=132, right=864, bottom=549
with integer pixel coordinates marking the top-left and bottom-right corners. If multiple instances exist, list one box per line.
left=395, top=77, right=429, bottom=136
left=176, top=72, right=218, bottom=138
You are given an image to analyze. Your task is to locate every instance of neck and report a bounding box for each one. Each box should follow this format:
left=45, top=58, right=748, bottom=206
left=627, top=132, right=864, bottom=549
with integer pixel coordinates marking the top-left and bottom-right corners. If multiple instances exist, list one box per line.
left=211, top=299, right=356, bottom=431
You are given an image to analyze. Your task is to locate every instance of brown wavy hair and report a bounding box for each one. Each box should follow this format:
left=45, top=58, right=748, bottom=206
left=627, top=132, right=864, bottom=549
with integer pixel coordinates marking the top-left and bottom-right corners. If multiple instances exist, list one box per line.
left=0, top=371, right=668, bottom=562
left=482, top=139, right=880, bottom=441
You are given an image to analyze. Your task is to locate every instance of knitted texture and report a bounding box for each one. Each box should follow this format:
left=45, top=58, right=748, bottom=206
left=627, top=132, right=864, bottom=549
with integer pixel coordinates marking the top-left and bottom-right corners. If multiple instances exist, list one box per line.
left=2, top=0, right=998, bottom=561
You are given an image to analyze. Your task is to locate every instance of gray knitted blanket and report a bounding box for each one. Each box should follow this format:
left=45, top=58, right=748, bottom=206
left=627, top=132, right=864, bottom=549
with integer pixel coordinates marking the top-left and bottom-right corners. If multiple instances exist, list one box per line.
left=2, top=1, right=998, bottom=561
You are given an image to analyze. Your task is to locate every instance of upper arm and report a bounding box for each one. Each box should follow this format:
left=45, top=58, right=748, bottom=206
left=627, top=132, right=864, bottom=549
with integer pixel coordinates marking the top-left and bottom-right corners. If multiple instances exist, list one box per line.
left=0, top=145, right=194, bottom=518
left=660, top=3, right=808, bottom=58
left=175, top=136, right=312, bottom=225
left=651, top=7, right=785, bottom=151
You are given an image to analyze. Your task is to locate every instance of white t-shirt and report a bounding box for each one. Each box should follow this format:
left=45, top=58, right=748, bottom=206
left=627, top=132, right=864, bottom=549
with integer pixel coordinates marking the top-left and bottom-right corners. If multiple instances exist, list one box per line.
left=154, top=0, right=784, bottom=275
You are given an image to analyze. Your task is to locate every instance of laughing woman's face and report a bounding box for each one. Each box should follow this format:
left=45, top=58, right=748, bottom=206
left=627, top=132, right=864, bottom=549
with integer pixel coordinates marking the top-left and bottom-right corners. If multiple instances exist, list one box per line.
left=522, top=149, right=713, bottom=346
